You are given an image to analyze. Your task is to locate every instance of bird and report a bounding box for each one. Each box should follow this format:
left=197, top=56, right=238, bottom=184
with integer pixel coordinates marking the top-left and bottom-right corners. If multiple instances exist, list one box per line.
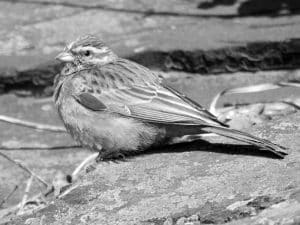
left=54, top=35, right=287, bottom=170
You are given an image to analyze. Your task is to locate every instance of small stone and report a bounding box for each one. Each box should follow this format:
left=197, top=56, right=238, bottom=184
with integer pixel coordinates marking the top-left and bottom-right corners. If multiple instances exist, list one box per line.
left=85, top=164, right=96, bottom=174
left=176, top=217, right=186, bottom=225
left=134, top=46, right=147, bottom=53
left=263, top=102, right=296, bottom=116
left=80, top=214, right=91, bottom=223
left=237, top=103, right=264, bottom=115
left=227, top=199, right=253, bottom=211
left=186, top=222, right=201, bottom=225
left=41, top=104, right=52, bottom=111
left=163, top=217, right=174, bottom=225
left=227, top=114, right=253, bottom=130
left=188, top=214, right=199, bottom=221
left=24, top=218, right=40, bottom=225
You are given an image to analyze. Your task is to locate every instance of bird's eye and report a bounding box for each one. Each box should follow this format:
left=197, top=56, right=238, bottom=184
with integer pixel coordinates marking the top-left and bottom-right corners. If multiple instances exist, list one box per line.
left=84, top=50, right=91, bottom=56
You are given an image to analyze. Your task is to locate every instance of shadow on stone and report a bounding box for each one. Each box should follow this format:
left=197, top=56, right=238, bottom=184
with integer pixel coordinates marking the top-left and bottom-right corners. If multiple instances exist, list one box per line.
left=198, top=0, right=300, bottom=17
left=114, top=140, right=285, bottom=161
left=0, top=0, right=240, bottom=19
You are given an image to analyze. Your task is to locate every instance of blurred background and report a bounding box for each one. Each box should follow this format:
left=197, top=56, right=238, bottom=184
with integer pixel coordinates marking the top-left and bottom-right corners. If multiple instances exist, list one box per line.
left=1, top=1, right=300, bottom=224
left=0, top=0, right=300, bottom=99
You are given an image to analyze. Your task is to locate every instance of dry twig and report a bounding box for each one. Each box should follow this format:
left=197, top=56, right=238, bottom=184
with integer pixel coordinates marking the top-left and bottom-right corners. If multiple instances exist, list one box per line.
left=0, top=185, right=19, bottom=208
left=209, top=81, right=300, bottom=117
left=0, top=151, right=48, bottom=187
left=0, top=115, right=66, bottom=132
left=0, top=145, right=81, bottom=151
left=18, top=175, right=33, bottom=215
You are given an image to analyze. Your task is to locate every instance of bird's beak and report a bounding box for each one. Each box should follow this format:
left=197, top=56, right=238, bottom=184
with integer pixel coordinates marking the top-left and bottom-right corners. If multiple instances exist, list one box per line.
left=55, top=52, right=74, bottom=62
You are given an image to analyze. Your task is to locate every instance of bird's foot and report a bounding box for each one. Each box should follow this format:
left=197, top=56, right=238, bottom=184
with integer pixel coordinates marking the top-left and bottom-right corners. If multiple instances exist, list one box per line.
left=96, top=151, right=126, bottom=162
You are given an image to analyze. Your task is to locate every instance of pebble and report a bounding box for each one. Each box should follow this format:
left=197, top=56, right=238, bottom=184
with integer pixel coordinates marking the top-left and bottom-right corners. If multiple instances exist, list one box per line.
left=176, top=217, right=186, bottom=225
left=41, top=104, right=53, bottom=111
left=263, top=102, right=296, bottom=116
left=163, top=217, right=174, bottom=225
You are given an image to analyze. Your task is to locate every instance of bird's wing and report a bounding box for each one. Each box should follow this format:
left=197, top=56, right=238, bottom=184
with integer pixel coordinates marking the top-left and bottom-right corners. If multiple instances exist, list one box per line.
left=161, top=84, right=227, bottom=126
left=72, top=59, right=224, bottom=126
left=74, top=81, right=222, bottom=127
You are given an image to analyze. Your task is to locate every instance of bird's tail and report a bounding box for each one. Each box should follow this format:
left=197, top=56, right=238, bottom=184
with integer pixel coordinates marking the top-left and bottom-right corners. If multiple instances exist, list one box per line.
left=201, top=126, right=288, bottom=158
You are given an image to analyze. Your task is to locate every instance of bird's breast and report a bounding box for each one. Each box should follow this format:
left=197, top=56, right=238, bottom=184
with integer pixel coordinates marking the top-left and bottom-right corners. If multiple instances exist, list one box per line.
left=56, top=94, right=166, bottom=153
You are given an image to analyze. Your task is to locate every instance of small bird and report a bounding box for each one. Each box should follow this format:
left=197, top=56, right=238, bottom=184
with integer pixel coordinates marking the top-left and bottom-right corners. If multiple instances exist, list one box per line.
left=54, top=35, right=287, bottom=165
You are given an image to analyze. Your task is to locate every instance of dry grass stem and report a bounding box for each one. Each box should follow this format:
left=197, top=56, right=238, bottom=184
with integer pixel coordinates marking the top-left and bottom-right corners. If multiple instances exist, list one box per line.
left=209, top=81, right=300, bottom=117
left=0, top=151, right=48, bottom=187
left=0, top=185, right=19, bottom=208
left=18, top=175, right=33, bottom=215
left=0, top=115, right=66, bottom=132
left=0, top=145, right=81, bottom=151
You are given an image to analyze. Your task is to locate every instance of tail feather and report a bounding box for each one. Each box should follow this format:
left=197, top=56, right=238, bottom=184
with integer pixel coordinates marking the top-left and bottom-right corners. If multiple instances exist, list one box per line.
left=201, top=126, right=288, bottom=158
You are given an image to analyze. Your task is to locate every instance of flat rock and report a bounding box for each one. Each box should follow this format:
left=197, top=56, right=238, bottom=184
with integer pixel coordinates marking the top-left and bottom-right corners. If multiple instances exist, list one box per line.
left=0, top=70, right=299, bottom=224
left=0, top=0, right=300, bottom=70
left=1, top=0, right=300, bottom=97
left=1, top=2, right=300, bottom=224
left=7, top=110, right=300, bottom=225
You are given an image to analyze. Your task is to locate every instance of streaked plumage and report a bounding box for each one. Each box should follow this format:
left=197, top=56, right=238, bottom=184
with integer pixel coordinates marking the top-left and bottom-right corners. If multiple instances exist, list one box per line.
left=54, top=35, right=287, bottom=159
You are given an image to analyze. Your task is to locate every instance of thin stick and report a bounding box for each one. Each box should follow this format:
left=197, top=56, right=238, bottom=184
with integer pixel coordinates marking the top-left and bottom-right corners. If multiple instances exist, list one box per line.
left=72, top=152, right=99, bottom=180
left=0, top=151, right=48, bottom=188
left=58, top=184, right=80, bottom=199
left=209, top=81, right=300, bottom=116
left=0, top=115, right=66, bottom=132
left=0, top=185, right=19, bottom=208
left=18, top=175, right=33, bottom=215
left=0, top=186, right=53, bottom=220
left=209, top=83, right=283, bottom=117
left=209, top=90, right=226, bottom=116
left=0, top=145, right=81, bottom=151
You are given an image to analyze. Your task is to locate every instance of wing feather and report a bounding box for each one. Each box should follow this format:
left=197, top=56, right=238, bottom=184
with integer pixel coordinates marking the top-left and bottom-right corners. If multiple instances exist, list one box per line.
left=74, top=59, right=224, bottom=126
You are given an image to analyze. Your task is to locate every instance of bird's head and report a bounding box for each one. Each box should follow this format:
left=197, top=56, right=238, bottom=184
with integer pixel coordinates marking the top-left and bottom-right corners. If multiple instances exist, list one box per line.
left=55, top=35, right=117, bottom=69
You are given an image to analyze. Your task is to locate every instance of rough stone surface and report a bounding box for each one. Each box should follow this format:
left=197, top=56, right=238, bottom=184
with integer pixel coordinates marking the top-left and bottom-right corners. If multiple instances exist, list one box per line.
left=1, top=0, right=300, bottom=97
left=1, top=1, right=300, bottom=224
left=0, top=70, right=300, bottom=224
left=0, top=0, right=300, bottom=70
left=1, top=0, right=299, bottom=70
left=6, top=110, right=300, bottom=225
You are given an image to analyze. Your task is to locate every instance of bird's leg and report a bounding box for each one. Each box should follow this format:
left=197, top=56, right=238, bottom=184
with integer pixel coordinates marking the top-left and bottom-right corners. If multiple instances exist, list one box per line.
left=95, top=151, right=126, bottom=162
